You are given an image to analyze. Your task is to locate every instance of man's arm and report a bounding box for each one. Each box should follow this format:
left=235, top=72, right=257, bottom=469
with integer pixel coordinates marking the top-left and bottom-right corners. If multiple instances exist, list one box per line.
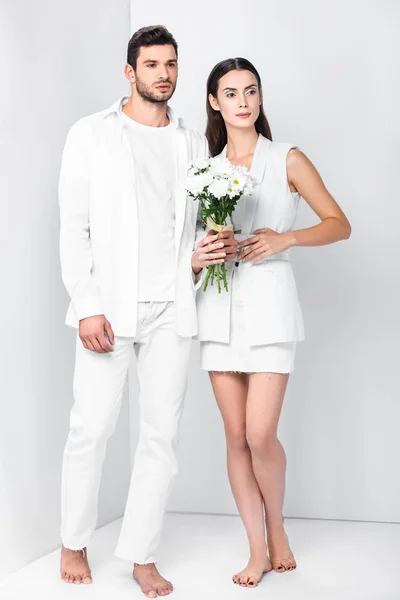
left=59, top=119, right=104, bottom=320
left=59, top=119, right=114, bottom=353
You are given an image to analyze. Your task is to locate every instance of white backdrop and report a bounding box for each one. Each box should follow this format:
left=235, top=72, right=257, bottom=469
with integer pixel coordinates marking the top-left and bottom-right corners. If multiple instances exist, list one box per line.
left=1, top=0, right=399, bottom=581
left=0, top=0, right=131, bottom=578
left=129, top=0, right=400, bottom=523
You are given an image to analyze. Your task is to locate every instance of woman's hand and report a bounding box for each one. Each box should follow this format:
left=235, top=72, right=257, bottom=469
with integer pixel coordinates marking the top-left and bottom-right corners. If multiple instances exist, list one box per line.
left=192, top=232, right=226, bottom=274
left=237, top=228, right=295, bottom=264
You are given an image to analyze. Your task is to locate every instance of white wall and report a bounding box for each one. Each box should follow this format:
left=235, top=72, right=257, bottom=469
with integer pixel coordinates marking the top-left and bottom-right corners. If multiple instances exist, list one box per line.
left=0, top=0, right=131, bottom=578
left=129, top=1, right=400, bottom=522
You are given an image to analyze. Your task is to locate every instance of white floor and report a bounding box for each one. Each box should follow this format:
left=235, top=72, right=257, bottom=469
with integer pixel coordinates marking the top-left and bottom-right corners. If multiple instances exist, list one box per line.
left=1, top=513, right=399, bottom=600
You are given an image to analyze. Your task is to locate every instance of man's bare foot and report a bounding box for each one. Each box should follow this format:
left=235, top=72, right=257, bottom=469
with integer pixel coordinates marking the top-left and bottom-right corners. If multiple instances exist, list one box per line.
left=232, top=552, right=272, bottom=588
left=267, top=525, right=296, bottom=572
left=60, top=546, right=92, bottom=584
left=133, top=563, right=173, bottom=597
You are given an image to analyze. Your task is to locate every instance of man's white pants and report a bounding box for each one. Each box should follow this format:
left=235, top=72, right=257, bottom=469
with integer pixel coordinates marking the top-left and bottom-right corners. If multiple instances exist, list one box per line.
left=61, top=301, right=192, bottom=564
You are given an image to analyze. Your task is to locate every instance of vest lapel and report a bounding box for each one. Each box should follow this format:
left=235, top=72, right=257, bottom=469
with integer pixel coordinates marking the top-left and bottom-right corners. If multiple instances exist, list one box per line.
left=242, top=134, right=269, bottom=234
left=221, top=134, right=269, bottom=234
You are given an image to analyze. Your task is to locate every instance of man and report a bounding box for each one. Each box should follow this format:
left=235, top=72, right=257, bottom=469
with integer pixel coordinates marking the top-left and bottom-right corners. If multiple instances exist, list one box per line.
left=59, top=25, right=237, bottom=597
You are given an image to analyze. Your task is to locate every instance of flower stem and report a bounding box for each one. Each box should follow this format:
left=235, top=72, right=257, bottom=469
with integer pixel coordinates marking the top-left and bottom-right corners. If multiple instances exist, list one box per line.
left=222, top=263, right=228, bottom=291
left=203, top=265, right=212, bottom=292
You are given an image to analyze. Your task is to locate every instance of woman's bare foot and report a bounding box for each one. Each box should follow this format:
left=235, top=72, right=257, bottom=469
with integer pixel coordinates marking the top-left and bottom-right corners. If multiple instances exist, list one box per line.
left=133, top=563, right=173, bottom=597
left=60, top=546, right=92, bottom=584
left=267, top=525, right=296, bottom=572
left=232, top=553, right=272, bottom=588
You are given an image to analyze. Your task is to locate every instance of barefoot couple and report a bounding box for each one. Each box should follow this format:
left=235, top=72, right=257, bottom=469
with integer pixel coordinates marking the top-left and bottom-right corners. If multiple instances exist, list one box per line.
left=58, top=25, right=351, bottom=596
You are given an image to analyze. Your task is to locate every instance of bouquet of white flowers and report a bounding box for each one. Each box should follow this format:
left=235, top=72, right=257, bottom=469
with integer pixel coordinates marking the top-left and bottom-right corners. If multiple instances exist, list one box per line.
left=187, top=156, right=257, bottom=292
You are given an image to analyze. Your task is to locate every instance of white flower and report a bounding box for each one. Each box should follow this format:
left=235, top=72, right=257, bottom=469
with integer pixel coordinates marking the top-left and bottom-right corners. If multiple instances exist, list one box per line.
left=232, top=164, right=249, bottom=176
left=186, top=170, right=214, bottom=195
left=188, top=166, right=197, bottom=177
left=208, top=178, right=230, bottom=199
left=192, top=157, right=212, bottom=170
left=209, top=157, right=233, bottom=178
left=227, top=187, right=240, bottom=199
left=244, top=175, right=258, bottom=194
left=229, top=175, right=247, bottom=194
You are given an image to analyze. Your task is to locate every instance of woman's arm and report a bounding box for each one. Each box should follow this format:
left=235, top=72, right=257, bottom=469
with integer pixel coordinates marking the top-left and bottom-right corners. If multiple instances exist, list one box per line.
left=237, top=149, right=351, bottom=263
left=286, top=149, right=351, bottom=246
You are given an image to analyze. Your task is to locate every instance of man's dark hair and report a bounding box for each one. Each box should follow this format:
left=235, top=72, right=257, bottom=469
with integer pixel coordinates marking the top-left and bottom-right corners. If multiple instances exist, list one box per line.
left=127, top=25, right=178, bottom=70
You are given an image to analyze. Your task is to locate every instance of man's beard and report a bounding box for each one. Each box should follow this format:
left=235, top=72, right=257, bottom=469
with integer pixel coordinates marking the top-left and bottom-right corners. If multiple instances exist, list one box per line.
left=135, top=76, right=176, bottom=104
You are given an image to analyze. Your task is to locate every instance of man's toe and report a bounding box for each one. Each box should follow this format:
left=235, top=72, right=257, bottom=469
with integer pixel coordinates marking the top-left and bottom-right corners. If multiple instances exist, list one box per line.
left=74, top=575, right=82, bottom=584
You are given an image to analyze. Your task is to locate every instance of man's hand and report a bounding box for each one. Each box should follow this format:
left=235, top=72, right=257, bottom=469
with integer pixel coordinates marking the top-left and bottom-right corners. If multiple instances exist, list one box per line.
left=217, top=230, right=238, bottom=262
left=79, top=315, right=115, bottom=353
left=192, top=230, right=238, bottom=274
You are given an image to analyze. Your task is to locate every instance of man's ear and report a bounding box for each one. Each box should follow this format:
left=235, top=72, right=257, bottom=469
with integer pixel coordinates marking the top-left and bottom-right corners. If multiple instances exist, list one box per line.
left=208, top=93, right=220, bottom=112
left=125, top=63, right=136, bottom=84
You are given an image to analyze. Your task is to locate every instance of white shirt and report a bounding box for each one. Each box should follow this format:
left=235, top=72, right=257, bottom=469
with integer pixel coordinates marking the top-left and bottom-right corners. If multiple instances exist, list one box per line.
left=120, top=110, right=177, bottom=301
left=59, top=96, right=209, bottom=337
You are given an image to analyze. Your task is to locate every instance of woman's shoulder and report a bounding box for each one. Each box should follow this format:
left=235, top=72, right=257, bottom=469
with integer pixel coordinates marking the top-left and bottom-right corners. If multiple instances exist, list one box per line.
left=259, top=137, right=303, bottom=173
left=260, top=135, right=298, bottom=155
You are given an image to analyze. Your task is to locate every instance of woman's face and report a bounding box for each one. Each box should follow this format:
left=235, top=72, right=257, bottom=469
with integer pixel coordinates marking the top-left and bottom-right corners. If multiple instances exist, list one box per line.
left=209, top=69, right=261, bottom=129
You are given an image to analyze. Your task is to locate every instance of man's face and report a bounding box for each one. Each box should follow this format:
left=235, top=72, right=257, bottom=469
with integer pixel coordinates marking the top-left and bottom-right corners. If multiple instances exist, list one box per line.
left=133, top=44, right=178, bottom=103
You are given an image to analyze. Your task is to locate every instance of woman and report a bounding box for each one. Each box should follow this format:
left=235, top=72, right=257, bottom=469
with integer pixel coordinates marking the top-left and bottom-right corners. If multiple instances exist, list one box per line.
left=192, top=58, right=351, bottom=588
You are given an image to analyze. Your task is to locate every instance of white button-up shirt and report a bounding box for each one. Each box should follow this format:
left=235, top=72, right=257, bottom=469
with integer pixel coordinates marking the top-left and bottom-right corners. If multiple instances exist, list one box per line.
left=59, top=96, right=208, bottom=337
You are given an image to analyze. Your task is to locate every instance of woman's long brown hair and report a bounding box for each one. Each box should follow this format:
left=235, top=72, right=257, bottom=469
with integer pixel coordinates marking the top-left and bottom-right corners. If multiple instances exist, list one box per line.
left=206, top=57, right=272, bottom=157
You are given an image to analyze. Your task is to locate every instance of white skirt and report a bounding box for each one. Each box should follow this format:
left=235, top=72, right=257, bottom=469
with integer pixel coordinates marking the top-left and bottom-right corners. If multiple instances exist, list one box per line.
left=200, top=262, right=296, bottom=374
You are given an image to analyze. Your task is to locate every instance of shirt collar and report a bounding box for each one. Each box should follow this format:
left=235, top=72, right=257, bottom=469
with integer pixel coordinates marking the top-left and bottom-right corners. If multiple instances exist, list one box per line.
left=102, top=96, right=181, bottom=129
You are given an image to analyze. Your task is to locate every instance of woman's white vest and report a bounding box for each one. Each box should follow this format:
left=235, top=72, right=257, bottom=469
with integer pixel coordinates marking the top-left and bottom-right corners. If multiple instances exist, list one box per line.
left=196, top=134, right=305, bottom=346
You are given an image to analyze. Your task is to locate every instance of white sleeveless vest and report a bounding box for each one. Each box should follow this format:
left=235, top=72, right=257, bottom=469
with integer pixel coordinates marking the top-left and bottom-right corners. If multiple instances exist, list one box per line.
left=195, top=134, right=305, bottom=346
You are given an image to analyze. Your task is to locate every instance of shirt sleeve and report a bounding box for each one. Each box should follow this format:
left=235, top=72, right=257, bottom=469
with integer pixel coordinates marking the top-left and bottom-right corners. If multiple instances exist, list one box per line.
left=58, top=119, right=104, bottom=321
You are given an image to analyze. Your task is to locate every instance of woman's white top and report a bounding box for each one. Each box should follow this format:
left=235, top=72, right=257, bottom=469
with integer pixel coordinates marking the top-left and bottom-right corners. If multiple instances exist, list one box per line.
left=195, top=134, right=305, bottom=346
left=230, top=194, right=247, bottom=232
